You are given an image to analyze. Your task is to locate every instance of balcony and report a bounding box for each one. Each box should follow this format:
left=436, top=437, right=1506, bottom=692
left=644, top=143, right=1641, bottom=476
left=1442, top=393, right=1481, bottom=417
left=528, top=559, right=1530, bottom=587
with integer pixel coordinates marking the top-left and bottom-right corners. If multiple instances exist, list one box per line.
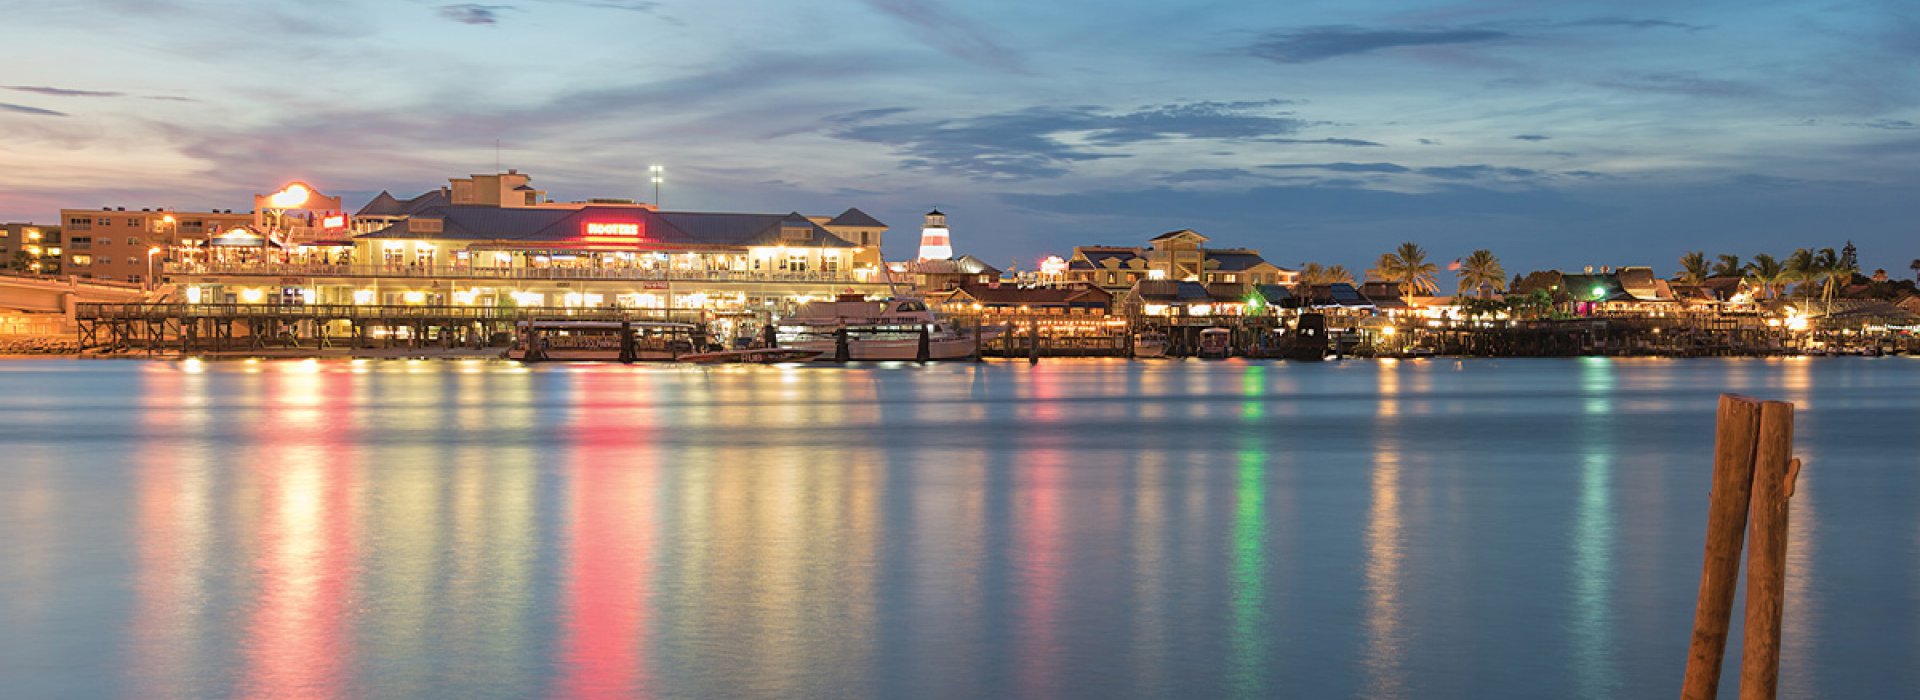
left=163, top=261, right=878, bottom=285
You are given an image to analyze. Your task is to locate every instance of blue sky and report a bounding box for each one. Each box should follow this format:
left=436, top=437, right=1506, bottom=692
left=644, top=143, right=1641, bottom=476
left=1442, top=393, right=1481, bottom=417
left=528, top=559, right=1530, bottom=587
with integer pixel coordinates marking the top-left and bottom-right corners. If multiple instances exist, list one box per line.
left=2, top=0, right=1917, bottom=278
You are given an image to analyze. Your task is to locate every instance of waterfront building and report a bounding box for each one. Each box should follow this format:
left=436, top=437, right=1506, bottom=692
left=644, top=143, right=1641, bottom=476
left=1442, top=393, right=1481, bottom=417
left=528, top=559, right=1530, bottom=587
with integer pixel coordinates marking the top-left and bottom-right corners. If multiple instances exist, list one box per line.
left=2, top=223, right=61, bottom=274
left=1066, top=229, right=1295, bottom=295
left=916, top=209, right=952, bottom=261
left=897, top=255, right=1001, bottom=292
left=59, top=207, right=252, bottom=284
left=1554, top=267, right=1681, bottom=316
left=1122, top=280, right=1250, bottom=317
left=930, top=281, right=1112, bottom=315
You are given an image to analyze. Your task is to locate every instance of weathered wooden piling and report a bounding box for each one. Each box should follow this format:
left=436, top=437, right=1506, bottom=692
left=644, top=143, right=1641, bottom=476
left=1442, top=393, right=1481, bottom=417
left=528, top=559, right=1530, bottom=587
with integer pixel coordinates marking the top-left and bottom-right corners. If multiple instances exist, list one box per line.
left=1681, top=394, right=1763, bottom=700
left=1680, top=393, right=1802, bottom=700
left=1740, top=402, right=1798, bottom=700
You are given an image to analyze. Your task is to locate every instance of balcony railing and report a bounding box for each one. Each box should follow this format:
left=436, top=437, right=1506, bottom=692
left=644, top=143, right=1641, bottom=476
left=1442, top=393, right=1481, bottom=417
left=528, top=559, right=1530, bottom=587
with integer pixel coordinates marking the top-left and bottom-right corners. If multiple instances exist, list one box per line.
left=163, top=262, right=876, bottom=284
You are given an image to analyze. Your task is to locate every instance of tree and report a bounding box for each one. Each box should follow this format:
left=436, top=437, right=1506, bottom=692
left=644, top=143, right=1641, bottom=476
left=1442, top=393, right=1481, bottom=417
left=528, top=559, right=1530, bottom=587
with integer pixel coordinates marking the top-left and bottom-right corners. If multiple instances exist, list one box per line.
left=1784, top=248, right=1816, bottom=296
left=1677, top=251, right=1710, bottom=284
left=1911, top=258, right=1920, bottom=283
left=1296, top=262, right=1353, bottom=286
left=1367, top=242, right=1439, bottom=297
left=1456, top=249, right=1506, bottom=297
left=1743, top=253, right=1786, bottom=300
left=1840, top=240, right=1858, bottom=272
left=1711, top=254, right=1743, bottom=278
left=7, top=250, right=30, bottom=273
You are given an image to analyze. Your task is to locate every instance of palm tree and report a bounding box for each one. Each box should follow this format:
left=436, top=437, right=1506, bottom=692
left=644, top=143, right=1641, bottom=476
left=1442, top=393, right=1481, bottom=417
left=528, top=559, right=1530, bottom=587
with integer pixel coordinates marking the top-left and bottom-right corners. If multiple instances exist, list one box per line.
left=1456, top=249, right=1506, bottom=297
left=1677, top=251, right=1711, bottom=284
left=1783, top=248, right=1816, bottom=297
left=1743, top=253, right=1785, bottom=300
left=1296, top=262, right=1353, bottom=286
left=1367, top=242, right=1440, bottom=297
left=1711, top=254, right=1743, bottom=278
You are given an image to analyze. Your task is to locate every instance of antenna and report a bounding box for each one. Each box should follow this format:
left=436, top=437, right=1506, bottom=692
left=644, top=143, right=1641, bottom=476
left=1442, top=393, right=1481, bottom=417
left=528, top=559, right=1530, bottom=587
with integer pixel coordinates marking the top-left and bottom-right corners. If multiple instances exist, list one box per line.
left=649, top=165, right=664, bottom=208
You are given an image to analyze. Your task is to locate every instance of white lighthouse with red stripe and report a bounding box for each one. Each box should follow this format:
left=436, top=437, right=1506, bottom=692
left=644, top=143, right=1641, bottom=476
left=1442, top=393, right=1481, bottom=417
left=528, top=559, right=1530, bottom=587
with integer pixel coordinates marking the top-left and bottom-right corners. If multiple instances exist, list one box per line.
left=916, top=209, right=952, bottom=261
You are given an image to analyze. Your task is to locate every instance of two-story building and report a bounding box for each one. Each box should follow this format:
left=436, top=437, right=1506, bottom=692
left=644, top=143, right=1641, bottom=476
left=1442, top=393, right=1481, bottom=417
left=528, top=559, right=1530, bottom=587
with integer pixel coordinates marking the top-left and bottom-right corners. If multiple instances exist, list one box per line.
left=1065, top=229, right=1295, bottom=296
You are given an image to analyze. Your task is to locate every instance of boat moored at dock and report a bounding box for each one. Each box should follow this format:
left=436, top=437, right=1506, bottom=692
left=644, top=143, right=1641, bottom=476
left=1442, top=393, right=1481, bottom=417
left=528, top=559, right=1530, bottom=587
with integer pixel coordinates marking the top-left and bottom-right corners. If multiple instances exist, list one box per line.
left=777, top=295, right=1001, bottom=361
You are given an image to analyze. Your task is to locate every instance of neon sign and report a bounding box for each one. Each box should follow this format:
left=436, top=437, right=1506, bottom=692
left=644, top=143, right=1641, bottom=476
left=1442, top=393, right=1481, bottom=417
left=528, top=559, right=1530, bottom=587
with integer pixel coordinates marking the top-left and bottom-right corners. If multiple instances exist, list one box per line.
left=321, top=215, right=346, bottom=230
left=579, top=221, right=644, bottom=249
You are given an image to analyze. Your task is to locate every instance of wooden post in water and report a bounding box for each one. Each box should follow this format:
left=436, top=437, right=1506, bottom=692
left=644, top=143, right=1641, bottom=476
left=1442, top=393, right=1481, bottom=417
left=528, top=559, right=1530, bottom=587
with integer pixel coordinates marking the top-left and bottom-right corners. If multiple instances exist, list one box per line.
left=1681, top=394, right=1764, bottom=700
left=834, top=326, right=849, bottom=363
left=916, top=324, right=931, bottom=363
left=1028, top=315, right=1039, bottom=365
left=1741, top=401, right=1799, bottom=700
left=972, top=319, right=983, bottom=362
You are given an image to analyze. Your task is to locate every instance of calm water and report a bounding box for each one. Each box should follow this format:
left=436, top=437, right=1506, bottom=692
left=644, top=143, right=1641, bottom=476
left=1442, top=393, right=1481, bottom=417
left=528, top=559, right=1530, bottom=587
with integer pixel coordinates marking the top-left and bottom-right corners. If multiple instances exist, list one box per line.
left=0, top=357, right=1916, bottom=699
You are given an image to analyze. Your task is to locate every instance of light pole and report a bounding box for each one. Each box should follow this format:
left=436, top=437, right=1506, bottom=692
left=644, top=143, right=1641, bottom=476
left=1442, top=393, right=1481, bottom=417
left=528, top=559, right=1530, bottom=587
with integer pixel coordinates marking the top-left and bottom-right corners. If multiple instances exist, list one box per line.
left=649, top=165, right=664, bottom=208
left=147, top=246, right=162, bottom=291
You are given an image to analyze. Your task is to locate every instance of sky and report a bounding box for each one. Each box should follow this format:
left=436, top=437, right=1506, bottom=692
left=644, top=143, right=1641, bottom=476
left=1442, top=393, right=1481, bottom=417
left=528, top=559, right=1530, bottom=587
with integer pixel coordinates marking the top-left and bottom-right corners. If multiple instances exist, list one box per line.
left=2, top=0, right=1917, bottom=280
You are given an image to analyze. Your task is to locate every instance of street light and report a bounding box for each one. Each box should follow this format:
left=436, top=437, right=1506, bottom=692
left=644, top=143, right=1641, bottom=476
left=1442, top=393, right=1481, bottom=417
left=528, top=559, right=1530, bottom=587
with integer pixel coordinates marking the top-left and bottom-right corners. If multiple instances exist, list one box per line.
left=147, top=246, right=162, bottom=291
left=649, top=165, right=664, bottom=208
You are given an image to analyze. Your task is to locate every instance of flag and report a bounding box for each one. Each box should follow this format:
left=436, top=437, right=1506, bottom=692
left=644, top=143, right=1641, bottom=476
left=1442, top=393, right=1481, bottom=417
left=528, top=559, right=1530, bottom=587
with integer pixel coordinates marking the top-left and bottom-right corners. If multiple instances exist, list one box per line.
left=1447, top=258, right=1463, bottom=271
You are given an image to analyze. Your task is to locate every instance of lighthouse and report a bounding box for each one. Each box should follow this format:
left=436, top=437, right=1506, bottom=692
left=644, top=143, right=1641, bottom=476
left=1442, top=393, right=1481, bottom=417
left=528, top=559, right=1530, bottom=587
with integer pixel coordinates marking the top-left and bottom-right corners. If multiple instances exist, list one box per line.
left=916, top=209, right=953, bottom=261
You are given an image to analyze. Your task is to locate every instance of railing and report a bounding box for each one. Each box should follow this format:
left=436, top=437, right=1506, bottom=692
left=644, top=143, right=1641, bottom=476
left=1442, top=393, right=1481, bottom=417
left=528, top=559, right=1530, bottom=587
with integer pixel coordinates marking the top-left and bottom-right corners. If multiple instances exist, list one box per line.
left=75, top=303, right=710, bottom=323
left=162, top=262, right=876, bottom=284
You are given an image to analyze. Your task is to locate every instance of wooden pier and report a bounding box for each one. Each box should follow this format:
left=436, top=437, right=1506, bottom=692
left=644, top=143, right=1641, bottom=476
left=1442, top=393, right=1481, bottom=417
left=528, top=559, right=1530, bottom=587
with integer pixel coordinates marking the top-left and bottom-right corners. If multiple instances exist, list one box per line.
left=74, top=303, right=707, bottom=355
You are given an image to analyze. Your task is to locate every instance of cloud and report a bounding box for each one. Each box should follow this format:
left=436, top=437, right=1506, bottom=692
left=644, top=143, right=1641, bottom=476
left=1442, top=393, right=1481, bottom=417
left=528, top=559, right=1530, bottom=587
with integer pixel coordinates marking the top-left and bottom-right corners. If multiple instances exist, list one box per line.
left=1247, top=26, right=1512, bottom=63
left=859, top=0, right=1025, bottom=72
left=825, top=100, right=1319, bottom=179
left=1158, top=168, right=1259, bottom=183
left=1262, top=162, right=1411, bottom=174
left=1512, top=134, right=1551, bottom=141
left=1847, top=119, right=1917, bottom=130
left=1596, top=72, right=1766, bottom=98
left=4, top=86, right=125, bottom=98
left=1557, top=17, right=1705, bottom=31
left=1417, top=164, right=1545, bottom=180
left=437, top=3, right=512, bottom=25
left=1418, top=138, right=1441, bottom=145
left=1261, top=137, right=1385, bottom=147
left=0, top=103, right=67, bottom=117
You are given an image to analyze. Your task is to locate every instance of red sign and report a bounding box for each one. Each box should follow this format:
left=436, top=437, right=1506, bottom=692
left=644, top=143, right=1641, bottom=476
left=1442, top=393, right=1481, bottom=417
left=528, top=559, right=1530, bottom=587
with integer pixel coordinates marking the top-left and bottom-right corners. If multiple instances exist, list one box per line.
left=579, top=220, right=645, bottom=249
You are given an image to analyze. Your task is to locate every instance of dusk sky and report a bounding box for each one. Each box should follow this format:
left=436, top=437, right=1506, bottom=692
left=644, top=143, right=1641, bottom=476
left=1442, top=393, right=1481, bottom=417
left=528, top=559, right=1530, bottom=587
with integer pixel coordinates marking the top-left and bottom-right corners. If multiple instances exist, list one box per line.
left=3, top=0, right=1916, bottom=278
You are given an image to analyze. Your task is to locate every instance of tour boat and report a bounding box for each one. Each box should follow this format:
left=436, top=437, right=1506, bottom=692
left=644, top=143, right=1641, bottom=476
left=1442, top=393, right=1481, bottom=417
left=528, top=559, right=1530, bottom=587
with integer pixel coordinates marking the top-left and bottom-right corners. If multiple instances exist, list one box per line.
left=509, top=320, right=701, bottom=362
left=776, top=295, right=1001, bottom=361
left=1197, top=327, right=1232, bottom=359
left=678, top=348, right=823, bottom=364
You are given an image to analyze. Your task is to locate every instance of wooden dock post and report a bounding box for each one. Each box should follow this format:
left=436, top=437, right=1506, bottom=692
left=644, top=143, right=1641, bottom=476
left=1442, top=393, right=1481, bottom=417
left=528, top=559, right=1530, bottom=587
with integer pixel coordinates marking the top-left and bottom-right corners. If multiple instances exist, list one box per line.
left=972, top=319, right=983, bottom=362
left=1741, top=402, right=1799, bottom=700
left=1027, top=315, right=1039, bottom=365
left=1681, top=394, right=1764, bottom=700
left=916, top=325, right=931, bottom=363
left=834, top=326, right=850, bottom=363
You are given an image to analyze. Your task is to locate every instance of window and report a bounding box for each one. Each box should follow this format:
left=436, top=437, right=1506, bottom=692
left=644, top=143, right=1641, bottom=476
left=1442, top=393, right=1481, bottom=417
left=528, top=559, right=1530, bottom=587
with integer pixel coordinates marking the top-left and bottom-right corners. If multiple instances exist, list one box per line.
left=68, top=237, right=91, bottom=249
left=70, top=255, right=92, bottom=266
left=126, top=236, right=142, bottom=246
left=94, top=217, right=110, bottom=226
left=785, top=254, right=807, bottom=271
left=97, top=237, right=112, bottom=246
left=127, top=274, right=142, bottom=284
left=67, top=218, right=92, bottom=230
left=98, top=256, right=112, bottom=265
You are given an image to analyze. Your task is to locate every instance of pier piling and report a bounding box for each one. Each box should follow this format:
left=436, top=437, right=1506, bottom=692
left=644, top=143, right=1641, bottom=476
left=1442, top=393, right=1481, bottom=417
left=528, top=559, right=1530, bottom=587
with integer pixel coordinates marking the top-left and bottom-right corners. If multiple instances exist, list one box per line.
left=1681, top=395, right=1763, bottom=700
left=1741, top=402, right=1798, bottom=700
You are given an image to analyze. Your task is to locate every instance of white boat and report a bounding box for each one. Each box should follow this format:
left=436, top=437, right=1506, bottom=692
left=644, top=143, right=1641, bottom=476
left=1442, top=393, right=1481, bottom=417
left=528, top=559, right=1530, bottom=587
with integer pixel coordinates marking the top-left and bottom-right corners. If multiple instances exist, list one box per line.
left=1197, top=327, right=1232, bottom=359
left=777, top=295, right=1002, bottom=361
left=1133, top=331, right=1169, bottom=358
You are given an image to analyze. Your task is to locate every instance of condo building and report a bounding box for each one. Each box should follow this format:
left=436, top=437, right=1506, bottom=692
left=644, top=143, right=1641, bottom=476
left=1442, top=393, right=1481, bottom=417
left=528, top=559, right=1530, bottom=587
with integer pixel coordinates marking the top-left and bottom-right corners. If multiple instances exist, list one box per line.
left=59, top=208, right=253, bottom=284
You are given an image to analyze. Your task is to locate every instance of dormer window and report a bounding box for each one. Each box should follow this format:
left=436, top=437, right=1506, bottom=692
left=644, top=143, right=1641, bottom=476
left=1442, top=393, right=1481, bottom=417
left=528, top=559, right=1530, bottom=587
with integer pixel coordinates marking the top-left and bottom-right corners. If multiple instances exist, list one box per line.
left=781, top=226, right=812, bottom=242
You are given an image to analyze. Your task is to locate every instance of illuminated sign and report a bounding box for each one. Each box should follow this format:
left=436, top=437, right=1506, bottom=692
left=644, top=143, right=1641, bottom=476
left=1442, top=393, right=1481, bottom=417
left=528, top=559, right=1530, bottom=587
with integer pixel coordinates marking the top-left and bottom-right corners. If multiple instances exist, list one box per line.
left=585, top=222, right=640, bottom=236
left=321, top=215, right=346, bottom=230
left=579, top=220, right=645, bottom=249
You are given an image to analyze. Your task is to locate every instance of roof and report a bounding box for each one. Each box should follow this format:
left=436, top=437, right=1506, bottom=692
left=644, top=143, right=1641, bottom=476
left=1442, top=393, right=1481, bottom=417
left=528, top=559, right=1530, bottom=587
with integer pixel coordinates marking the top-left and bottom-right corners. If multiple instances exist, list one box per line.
left=1150, top=229, right=1207, bottom=242
left=1205, top=250, right=1271, bottom=272
left=357, top=205, right=857, bottom=248
left=1074, top=247, right=1144, bottom=268
left=1306, top=283, right=1375, bottom=307
left=1560, top=268, right=1674, bottom=303
left=953, top=282, right=1110, bottom=306
left=1131, top=280, right=1226, bottom=303
left=825, top=207, right=886, bottom=228
left=355, top=189, right=450, bottom=218
left=1251, top=284, right=1295, bottom=303
left=912, top=255, right=1001, bottom=276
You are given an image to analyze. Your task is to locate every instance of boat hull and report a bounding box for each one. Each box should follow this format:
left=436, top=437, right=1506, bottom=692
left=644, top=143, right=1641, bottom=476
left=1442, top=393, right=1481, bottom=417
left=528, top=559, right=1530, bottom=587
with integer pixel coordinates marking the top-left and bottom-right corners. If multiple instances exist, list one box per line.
left=788, top=331, right=998, bottom=361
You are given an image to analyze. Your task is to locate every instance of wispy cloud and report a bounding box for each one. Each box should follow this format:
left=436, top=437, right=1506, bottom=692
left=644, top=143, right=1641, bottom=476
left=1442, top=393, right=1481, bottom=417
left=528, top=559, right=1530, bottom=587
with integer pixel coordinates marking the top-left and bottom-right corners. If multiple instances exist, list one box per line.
left=1248, top=26, right=1512, bottom=63
left=826, top=100, right=1321, bottom=179
left=1158, top=168, right=1260, bottom=183
left=1847, top=118, right=1917, bottom=130
left=1417, top=164, right=1544, bottom=180
left=1512, top=134, right=1551, bottom=141
left=860, top=0, right=1025, bottom=72
left=1262, top=162, right=1411, bottom=174
left=1262, top=137, right=1385, bottom=147
left=4, top=85, right=125, bottom=98
left=438, top=3, right=512, bottom=25
left=1596, top=72, right=1766, bottom=98
left=0, top=103, right=67, bottom=117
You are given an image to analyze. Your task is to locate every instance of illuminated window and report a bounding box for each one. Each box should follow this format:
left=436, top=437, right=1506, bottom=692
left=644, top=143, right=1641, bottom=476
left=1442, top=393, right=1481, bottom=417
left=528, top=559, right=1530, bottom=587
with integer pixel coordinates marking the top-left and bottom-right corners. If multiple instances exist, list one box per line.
left=70, top=255, right=92, bottom=266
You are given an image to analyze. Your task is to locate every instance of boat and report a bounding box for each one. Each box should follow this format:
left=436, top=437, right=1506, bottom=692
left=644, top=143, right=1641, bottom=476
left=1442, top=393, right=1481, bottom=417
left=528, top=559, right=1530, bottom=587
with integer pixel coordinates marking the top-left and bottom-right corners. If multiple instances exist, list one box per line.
left=679, top=348, right=823, bottom=364
left=508, top=320, right=702, bottom=362
left=1197, top=327, right=1232, bottom=358
left=1281, top=313, right=1329, bottom=361
left=1132, top=331, right=1169, bottom=358
left=776, top=295, right=1002, bottom=361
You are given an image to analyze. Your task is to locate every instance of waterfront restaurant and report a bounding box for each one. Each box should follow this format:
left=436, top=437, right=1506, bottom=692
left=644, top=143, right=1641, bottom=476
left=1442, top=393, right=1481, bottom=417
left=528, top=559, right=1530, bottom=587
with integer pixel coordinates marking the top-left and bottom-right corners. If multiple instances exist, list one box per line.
left=165, top=201, right=894, bottom=312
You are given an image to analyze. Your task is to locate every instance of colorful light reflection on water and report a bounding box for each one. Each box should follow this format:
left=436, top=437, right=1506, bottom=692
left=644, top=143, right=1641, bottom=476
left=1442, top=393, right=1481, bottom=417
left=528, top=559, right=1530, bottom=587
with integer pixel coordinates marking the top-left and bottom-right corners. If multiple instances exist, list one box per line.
left=1, top=357, right=1917, bottom=699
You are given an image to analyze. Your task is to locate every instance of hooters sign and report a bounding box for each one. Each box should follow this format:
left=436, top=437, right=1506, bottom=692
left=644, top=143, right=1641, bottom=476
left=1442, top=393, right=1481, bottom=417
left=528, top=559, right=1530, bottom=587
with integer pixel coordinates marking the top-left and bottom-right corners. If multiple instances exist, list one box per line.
left=579, top=220, right=645, bottom=249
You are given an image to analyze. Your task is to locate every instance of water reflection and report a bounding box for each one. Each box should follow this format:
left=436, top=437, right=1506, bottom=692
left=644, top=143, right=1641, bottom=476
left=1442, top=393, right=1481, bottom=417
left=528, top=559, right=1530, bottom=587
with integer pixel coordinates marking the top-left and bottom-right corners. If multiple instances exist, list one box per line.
left=1571, top=357, right=1618, bottom=698
left=555, top=371, right=658, bottom=698
left=1364, top=361, right=1407, bottom=698
left=128, top=367, right=216, bottom=697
